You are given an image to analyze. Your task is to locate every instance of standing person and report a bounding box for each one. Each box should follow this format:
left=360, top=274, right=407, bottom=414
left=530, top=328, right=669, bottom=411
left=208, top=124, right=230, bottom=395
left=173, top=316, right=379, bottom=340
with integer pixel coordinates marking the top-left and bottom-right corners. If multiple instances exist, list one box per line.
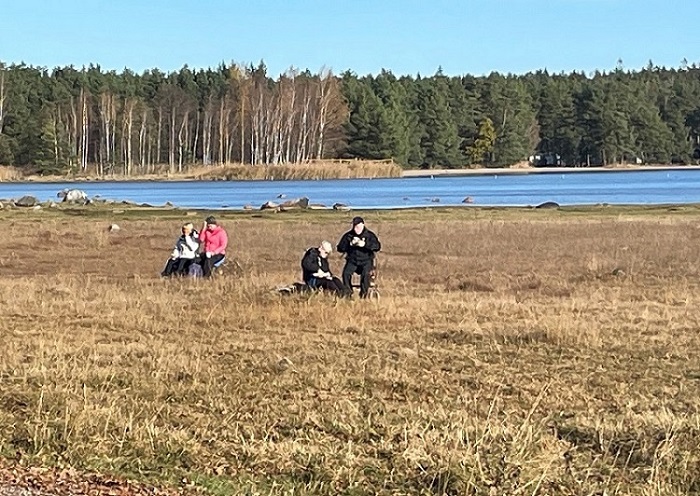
left=161, top=223, right=200, bottom=277
left=198, top=216, right=228, bottom=277
left=337, top=216, right=381, bottom=298
left=301, top=241, right=349, bottom=296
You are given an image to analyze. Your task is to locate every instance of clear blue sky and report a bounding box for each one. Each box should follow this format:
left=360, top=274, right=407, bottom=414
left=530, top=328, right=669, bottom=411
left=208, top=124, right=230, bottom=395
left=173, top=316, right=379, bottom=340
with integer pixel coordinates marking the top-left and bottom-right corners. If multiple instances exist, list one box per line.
left=1, top=0, right=697, bottom=77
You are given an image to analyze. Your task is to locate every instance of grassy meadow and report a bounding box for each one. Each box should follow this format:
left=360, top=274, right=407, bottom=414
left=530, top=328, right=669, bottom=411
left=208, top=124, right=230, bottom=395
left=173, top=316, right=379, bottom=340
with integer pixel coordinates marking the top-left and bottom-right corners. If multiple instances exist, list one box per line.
left=1, top=205, right=700, bottom=495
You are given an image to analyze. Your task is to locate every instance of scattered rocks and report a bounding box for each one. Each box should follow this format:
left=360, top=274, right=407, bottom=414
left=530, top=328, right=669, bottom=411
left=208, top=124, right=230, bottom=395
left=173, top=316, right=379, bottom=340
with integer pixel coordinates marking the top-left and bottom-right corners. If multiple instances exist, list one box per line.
left=14, top=195, right=38, bottom=207
left=535, top=201, right=560, bottom=209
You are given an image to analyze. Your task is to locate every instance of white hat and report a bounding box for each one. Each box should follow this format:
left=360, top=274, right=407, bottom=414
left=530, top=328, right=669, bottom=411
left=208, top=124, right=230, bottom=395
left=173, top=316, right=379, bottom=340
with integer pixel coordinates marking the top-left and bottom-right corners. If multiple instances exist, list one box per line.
left=320, top=241, right=333, bottom=253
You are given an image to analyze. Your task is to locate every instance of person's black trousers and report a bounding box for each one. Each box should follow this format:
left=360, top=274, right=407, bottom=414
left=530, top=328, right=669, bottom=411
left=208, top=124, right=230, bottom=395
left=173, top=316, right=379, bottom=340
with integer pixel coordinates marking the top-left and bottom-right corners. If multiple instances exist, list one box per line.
left=200, top=253, right=225, bottom=277
left=307, top=276, right=350, bottom=297
left=161, top=257, right=195, bottom=277
left=342, top=260, right=372, bottom=298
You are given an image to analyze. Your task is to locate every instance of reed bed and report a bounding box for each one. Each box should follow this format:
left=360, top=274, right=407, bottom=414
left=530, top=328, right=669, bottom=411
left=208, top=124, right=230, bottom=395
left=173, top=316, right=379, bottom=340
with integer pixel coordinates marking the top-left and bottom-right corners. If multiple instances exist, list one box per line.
left=190, top=160, right=402, bottom=181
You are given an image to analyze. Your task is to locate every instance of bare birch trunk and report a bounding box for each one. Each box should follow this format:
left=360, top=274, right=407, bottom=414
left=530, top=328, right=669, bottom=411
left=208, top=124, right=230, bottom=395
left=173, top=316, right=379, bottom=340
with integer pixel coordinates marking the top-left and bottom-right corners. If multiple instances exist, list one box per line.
left=139, top=109, right=148, bottom=173
left=80, top=88, right=89, bottom=171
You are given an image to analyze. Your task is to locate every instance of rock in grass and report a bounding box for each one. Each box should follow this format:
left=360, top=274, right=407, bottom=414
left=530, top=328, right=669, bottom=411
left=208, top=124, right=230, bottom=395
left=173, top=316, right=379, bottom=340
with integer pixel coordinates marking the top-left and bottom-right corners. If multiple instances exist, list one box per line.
left=108, top=224, right=120, bottom=232
left=612, top=267, right=626, bottom=277
left=333, top=202, right=350, bottom=211
left=279, top=197, right=309, bottom=210
left=57, top=188, right=88, bottom=203
left=535, top=201, right=560, bottom=209
left=15, top=195, right=38, bottom=207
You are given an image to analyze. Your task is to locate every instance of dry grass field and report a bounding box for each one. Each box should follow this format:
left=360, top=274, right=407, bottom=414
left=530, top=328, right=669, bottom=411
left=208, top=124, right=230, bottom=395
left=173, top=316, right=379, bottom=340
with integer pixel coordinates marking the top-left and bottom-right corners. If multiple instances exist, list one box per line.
left=1, top=205, right=700, bottom=495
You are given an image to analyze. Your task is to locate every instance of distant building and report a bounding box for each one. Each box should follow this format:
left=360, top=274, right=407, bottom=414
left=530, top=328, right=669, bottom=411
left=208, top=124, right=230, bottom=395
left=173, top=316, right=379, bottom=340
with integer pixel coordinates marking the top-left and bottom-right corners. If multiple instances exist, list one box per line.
left=528, top=153, right=563, bottom=167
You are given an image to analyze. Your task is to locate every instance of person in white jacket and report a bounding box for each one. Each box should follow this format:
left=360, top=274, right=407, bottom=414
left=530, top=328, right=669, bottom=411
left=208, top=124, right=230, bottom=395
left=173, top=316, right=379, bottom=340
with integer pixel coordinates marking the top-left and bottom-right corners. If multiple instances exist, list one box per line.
left=161, top=223, right=200, bottom=277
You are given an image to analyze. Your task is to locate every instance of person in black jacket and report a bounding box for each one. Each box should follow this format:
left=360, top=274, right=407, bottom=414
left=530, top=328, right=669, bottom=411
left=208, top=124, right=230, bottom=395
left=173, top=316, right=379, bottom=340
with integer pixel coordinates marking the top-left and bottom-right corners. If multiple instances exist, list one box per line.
left=336, top=216, right=381, bottom=298
left=301, top=241, right=349, bottom=296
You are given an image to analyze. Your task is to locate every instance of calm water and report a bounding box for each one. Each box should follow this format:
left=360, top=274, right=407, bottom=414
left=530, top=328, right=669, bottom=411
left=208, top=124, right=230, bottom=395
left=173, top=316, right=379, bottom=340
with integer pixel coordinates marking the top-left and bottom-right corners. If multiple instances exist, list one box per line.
left=1, top=169, right=700, bottom=210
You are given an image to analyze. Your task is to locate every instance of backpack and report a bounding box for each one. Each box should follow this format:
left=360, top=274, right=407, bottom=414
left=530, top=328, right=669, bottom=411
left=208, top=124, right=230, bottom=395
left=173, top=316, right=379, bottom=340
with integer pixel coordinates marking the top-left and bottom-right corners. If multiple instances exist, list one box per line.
left=188, top=263, right=204, bottom=278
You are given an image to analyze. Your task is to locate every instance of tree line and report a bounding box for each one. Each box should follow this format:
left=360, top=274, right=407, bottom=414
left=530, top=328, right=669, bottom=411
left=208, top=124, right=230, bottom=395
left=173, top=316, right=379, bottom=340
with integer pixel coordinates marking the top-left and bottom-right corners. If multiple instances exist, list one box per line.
left=1, top=60, right=699, bottom=174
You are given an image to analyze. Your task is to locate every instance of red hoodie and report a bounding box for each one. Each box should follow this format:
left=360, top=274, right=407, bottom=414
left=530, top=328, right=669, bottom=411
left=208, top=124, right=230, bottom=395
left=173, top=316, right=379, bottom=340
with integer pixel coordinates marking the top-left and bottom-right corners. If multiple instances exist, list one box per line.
left=199, top=225, right=228, bottom=255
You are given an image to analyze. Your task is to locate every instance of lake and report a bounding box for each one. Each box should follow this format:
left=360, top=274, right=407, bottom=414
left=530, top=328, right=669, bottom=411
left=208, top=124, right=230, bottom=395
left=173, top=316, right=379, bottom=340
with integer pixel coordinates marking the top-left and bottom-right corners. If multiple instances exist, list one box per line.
left=1, top=169, right=700, bottom=210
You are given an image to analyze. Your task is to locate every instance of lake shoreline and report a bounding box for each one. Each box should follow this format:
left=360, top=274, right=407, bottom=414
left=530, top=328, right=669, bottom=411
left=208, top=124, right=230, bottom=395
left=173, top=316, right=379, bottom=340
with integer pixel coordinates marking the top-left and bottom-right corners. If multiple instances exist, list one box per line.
left=6, top=164, right=700, bottom=183
left=402, top=164, right=700, bottom=178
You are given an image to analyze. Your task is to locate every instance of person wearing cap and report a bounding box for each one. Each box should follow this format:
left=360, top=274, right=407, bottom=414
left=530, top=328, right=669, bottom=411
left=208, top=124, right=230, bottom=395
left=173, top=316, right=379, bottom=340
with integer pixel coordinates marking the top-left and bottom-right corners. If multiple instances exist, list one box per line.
left=336, top=216, right=381, bottom=298
left=198, top=216, right=228, bottom=277
left=301, top=240, right=349, bottom=296
left=161, top=222, right=200, bottom=277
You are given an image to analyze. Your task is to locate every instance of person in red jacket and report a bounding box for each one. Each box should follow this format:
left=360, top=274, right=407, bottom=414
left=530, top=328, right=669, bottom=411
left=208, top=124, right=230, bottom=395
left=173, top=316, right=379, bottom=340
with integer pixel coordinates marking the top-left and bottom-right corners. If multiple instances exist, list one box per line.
left=198, top=216, right=228, bottom=277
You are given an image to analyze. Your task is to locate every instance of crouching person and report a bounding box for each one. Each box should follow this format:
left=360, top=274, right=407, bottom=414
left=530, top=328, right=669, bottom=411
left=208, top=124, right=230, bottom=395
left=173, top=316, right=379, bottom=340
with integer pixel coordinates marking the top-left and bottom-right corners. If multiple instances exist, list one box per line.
left=301, top=241, right=349, bottom=297
left=161, top=223, right=199, bottom=277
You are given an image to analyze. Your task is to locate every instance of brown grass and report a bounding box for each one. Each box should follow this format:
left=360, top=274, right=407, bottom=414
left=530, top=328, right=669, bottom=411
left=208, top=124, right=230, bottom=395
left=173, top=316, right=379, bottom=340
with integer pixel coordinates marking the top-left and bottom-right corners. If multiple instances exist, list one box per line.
left=1, top=207, right=700, bottom=494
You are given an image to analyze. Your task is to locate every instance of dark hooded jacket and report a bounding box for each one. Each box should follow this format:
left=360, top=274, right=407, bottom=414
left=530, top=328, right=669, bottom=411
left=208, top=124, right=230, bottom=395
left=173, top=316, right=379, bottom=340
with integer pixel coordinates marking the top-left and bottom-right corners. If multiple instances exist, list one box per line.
left=336, top=227, right=381, bottom=265
left=301, top=247, right=330, bottom=283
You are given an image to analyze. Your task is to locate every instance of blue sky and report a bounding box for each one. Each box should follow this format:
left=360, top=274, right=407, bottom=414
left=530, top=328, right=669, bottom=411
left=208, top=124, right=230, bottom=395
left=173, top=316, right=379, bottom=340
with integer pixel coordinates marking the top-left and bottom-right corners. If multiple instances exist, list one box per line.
left=1, top=0, right=697, bottom=77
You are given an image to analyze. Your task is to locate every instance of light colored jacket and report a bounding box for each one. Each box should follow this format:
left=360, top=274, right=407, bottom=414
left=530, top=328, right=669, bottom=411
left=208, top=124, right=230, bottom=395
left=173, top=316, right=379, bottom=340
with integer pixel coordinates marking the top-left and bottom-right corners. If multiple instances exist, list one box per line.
left=171, top=233, right=199, bottom=259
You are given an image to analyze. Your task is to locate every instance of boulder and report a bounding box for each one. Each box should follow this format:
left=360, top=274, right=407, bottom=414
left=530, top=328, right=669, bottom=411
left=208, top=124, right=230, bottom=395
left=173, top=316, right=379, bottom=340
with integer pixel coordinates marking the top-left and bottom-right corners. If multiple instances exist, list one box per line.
left=108, top=224, right=120, bottom=232
left=57, top=188, right=88, bottom=203
left=260, top=201, right=279, bottom=211
left=279, top=197, right=309, bottom=210
left=15, top=195, right=38, bottom=207
left=333, top=202, right=350, bottom=211
left=535, top=201, right=560, bottom=209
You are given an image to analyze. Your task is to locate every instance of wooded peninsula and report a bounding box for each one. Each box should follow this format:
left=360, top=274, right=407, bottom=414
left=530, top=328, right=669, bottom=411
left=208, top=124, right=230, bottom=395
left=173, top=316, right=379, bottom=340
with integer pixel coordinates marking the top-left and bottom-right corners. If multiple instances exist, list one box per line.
left=0, top=61, right=699, bottom=176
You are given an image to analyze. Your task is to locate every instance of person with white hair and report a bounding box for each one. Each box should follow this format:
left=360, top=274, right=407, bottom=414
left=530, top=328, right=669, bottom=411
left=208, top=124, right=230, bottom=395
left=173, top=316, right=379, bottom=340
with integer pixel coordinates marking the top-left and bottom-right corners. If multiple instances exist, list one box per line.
left=161, top=222, right=200, bottom=277
left=301, top=240, right=349, bottom=296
